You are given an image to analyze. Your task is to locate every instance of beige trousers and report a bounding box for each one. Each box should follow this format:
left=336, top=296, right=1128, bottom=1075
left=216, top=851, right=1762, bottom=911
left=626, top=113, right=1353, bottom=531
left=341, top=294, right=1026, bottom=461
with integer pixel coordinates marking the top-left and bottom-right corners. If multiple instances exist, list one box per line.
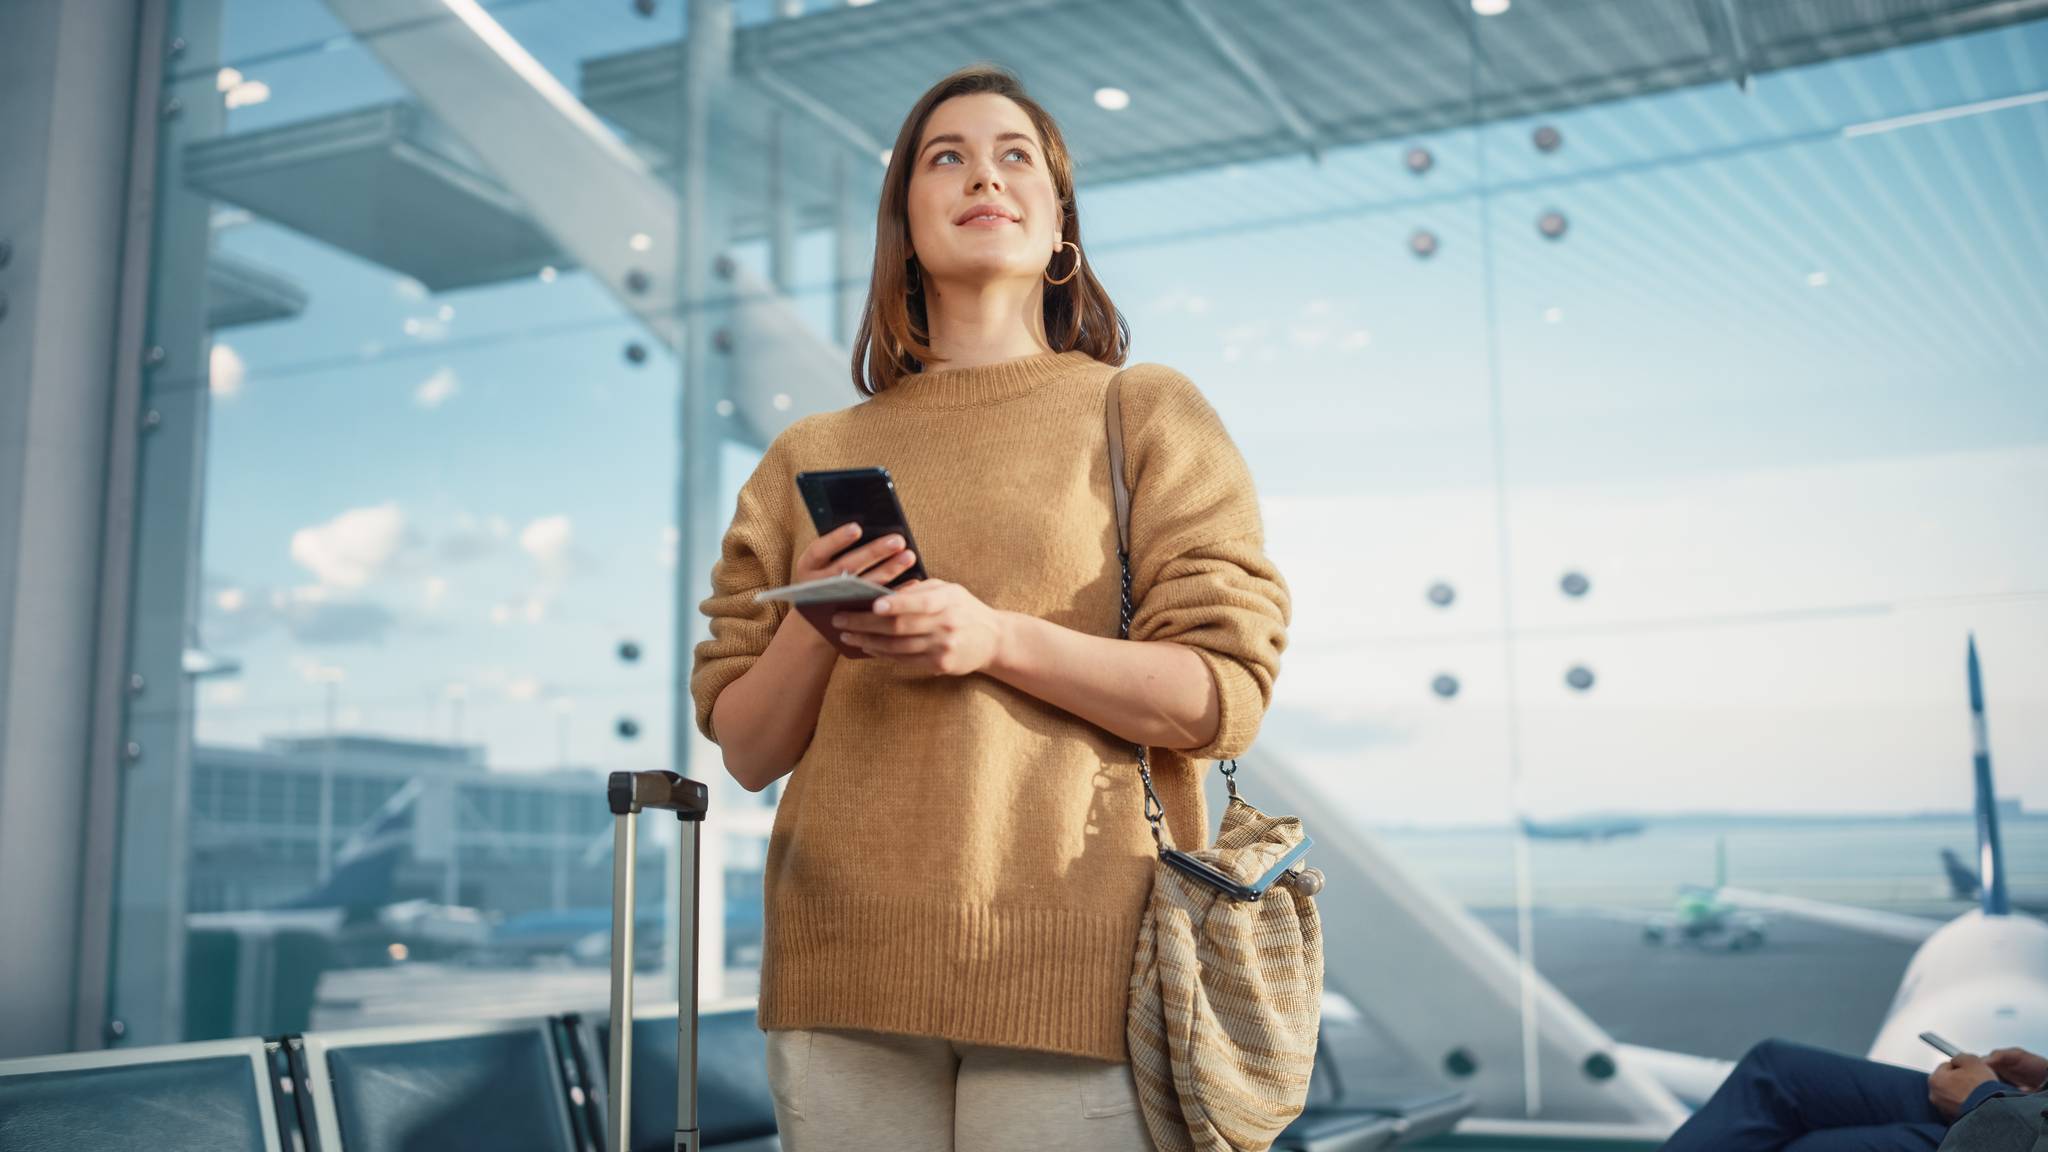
left=765, top=1027, right=1158, bottom=1152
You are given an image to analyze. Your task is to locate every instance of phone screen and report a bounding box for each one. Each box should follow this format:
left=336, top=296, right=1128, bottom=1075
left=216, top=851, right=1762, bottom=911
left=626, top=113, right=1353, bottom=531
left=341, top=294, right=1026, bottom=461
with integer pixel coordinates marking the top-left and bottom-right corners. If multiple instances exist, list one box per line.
left=796, top=468, right=928, bottom=586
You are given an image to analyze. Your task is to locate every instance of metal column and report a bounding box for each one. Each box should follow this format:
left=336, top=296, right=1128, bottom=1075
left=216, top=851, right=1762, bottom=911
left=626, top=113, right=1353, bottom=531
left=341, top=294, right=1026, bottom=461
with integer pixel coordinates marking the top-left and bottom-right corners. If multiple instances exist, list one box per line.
left=672, top=0, right=736, bottom=1001
left=0, top=0, right=157, bottom=1058
left=105, top=0, right=226, bottom=1048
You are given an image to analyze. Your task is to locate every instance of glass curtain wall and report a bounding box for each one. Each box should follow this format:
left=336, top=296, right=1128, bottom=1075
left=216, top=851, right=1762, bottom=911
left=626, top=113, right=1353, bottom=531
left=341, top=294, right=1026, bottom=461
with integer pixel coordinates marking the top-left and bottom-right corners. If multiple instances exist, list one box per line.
left=104, top=0, right=2046, bottom=1122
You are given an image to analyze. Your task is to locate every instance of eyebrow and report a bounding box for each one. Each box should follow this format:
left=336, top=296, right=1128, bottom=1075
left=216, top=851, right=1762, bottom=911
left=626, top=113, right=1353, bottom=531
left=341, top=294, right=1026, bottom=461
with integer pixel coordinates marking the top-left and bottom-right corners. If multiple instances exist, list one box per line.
left=918, top=131, right=1036, bottom=157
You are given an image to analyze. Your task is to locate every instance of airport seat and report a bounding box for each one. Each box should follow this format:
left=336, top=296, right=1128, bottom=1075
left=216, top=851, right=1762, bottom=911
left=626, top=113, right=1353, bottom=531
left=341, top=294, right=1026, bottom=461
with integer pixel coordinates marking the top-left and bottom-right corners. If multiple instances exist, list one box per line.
left=0, top=1037, right=284, bottom=1152
left=288, top=1018, right=578, bottom=1151
left=1276, top=1085, right=1473, bottom=1152
left=1275, top=1021, right=1475, bottom=1152
left=569, top=1004, right=779, bottom=1152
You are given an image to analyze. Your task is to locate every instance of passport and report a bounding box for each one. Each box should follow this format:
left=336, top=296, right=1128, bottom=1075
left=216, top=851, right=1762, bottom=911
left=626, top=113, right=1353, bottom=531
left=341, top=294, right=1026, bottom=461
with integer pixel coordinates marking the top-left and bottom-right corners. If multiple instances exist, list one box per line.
left=753, top=574, right=890, bottom=659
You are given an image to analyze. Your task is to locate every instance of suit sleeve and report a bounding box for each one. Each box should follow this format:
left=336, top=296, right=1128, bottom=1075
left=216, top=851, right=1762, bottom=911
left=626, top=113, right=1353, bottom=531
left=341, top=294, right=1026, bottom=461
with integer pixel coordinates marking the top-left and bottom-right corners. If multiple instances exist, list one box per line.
left=1118, top=366, right=1290, bottom=761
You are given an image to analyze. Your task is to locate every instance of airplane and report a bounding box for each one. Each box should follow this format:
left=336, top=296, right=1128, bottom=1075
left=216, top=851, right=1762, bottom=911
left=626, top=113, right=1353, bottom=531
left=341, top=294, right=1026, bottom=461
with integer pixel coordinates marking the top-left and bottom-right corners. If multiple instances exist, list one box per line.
left=1941, top=847, right=2048, bottom=918
left=465, top=861, right=764, bottom=969
left=1521, top=815, right=1649, bottom=843
left=1627, top=635, right=2048, bottom=1103
left=1594, top=835, right=1770, bottom=951
left=188, top=780, right=489, bottom=966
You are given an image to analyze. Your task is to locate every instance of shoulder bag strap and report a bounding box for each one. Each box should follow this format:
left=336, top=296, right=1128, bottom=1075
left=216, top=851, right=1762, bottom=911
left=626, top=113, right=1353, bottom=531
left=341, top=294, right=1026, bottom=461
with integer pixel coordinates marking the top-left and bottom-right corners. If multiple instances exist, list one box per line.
left=1105, top=371, right=1171, bottom=847
left=1106, top=372, right=1133, bottom=563
left=1105, top=372, right=1243, bottom=842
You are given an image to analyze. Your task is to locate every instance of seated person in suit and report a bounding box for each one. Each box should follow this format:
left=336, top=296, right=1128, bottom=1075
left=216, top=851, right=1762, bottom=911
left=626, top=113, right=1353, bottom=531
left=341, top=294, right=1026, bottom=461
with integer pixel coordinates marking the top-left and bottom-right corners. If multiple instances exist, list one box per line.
left=1659, top=1039, right=2045, bottom=1152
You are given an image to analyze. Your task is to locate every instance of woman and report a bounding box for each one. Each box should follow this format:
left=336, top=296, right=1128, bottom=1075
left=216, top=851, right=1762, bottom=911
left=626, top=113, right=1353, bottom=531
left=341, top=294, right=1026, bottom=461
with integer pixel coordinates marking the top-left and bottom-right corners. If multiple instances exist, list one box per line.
left=691, top=64, right=1289, bottom=1151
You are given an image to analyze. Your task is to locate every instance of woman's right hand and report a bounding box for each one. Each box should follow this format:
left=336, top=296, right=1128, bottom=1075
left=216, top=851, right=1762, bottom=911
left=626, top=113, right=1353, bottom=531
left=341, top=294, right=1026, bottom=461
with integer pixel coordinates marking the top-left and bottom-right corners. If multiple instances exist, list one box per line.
left=792, top=523, right=918, bottom=588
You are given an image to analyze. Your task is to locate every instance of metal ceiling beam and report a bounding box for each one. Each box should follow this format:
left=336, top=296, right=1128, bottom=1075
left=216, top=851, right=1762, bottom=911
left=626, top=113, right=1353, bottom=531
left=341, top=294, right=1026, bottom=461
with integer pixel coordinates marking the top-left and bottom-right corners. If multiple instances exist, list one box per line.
left=746, top=0, right=1073, bottom=63
left=743, top=58, right=886, bottom=164
left=1172, top=0, right=1321, bottom=162
left=1693, top=0, right=1753, bottom=93
left=315, top=0, right=847, bottom=447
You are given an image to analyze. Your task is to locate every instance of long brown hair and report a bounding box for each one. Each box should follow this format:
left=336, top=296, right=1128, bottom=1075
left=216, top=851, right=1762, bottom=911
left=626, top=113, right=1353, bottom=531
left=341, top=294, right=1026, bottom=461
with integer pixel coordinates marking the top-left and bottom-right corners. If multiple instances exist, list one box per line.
left=852, top=64, right=1129, bottom=397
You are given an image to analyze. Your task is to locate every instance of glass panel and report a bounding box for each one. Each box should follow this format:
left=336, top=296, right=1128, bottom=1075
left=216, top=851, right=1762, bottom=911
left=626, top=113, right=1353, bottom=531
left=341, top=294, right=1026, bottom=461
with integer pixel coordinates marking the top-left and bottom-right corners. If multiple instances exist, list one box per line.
left=1486, top=17, right=2048, bottom=1070
left=101, top=0, right=2046, bottom=1128
left=112, top=0, right=701, bottom=1045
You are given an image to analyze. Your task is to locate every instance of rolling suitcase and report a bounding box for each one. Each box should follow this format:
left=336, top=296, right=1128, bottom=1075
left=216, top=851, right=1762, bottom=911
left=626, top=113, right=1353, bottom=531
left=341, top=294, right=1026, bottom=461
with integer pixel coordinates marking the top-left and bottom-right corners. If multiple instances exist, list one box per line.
left=606, top=770, right=711, bottom=1152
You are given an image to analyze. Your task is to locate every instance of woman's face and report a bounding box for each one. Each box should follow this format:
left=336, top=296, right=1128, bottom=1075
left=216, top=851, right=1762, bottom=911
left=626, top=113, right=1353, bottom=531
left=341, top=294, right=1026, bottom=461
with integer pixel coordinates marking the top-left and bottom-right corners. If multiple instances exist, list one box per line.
left=905, top=93, right=1063, bottom=290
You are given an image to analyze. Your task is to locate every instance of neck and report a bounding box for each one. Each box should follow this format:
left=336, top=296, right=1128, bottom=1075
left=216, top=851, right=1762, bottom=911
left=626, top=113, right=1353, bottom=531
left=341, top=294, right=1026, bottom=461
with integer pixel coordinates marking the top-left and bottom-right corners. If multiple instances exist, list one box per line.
left=922, top=274, right=1052, bottom=370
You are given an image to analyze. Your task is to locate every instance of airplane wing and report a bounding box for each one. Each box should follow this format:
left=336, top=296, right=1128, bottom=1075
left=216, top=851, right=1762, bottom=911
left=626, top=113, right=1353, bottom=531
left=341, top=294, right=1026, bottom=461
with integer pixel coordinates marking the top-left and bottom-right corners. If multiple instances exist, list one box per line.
left=1713, top=888, right=1943, bottom=945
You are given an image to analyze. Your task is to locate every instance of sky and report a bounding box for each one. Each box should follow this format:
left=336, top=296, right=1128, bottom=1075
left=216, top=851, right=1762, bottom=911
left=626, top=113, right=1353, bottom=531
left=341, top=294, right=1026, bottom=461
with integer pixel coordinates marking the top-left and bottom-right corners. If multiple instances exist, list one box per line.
left=169, top=3, right=2048, bottom=825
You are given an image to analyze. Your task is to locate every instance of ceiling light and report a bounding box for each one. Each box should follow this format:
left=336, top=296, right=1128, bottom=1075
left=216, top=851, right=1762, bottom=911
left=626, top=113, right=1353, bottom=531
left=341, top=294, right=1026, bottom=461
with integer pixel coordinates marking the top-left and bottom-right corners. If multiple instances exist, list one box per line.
left=1472, top=0, right=1509, bottom=14
left=1094, top=87, right=1131, bottom=112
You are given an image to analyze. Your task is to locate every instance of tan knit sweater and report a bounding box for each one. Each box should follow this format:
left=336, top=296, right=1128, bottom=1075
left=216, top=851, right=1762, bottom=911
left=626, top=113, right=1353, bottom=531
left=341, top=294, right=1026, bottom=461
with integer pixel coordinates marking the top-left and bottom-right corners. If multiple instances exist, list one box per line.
left=691, top=349, right=1290, bottom=1062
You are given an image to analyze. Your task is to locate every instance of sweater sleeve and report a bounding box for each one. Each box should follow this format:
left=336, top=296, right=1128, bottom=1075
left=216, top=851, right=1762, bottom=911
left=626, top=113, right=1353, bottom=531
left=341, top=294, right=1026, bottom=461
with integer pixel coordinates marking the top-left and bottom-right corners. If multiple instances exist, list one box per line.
left=690, top=438, right=797, bottom=744
left=1118, top=365, right=1290, bottom=761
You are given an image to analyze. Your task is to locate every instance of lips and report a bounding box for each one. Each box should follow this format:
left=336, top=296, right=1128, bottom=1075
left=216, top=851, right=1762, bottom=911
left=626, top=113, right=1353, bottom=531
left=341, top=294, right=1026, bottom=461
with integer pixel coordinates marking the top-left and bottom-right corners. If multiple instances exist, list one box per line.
left=955, top=203, right=1020, bottom=226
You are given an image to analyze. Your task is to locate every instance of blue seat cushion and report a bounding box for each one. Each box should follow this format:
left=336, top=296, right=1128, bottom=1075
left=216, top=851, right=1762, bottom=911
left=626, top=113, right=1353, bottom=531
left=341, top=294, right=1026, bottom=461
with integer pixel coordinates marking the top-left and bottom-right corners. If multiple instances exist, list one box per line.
left=326, top=1028, right=573, bottom=1152
left=597, top=1009, right=777, bottom=1151
left=1276, top=1108, right=1400, bottom=1152
left=0, top=1056, right=269, bottom=1152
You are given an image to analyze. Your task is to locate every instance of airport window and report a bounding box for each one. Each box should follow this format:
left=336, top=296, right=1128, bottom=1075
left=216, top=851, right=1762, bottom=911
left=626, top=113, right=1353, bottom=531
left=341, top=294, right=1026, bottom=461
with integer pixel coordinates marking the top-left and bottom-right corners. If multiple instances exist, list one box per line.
left=217, top=767, right=251, bottom=824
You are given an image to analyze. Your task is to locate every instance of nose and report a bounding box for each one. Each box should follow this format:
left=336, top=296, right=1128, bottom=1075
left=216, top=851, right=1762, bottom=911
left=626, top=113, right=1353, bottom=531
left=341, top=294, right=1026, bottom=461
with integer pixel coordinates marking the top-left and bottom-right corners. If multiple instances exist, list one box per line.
left=970, top=156, right=1002, bottom=193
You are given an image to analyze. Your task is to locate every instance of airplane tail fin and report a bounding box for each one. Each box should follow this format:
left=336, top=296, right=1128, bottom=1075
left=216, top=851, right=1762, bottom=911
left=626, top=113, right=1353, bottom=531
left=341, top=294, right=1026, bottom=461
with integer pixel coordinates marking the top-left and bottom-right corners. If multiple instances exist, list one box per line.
left=1967, top=635, right=2010, bottom=917
left=276, top=780, right=423, bottom=915
left=1939, top=847, right=1981, bottom=902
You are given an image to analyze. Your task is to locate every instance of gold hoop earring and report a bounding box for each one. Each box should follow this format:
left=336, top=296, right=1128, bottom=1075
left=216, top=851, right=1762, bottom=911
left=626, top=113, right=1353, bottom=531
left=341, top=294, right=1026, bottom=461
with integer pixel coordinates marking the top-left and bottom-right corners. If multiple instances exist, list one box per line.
left=1045, top=240, right=1082, bottom=286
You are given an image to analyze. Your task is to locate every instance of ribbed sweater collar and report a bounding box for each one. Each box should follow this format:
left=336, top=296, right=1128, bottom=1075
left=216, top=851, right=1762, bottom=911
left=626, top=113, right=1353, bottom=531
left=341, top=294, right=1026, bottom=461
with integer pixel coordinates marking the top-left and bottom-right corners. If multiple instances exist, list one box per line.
left=873, top=349, right=1101, bottom=410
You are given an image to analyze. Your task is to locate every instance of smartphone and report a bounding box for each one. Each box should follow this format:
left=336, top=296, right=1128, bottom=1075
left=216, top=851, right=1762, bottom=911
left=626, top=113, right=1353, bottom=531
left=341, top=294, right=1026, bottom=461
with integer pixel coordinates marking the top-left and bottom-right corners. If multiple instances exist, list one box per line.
left=795, top=468, right=928, bottom=588
left=1920, top=1031, right=1962, bottom=1058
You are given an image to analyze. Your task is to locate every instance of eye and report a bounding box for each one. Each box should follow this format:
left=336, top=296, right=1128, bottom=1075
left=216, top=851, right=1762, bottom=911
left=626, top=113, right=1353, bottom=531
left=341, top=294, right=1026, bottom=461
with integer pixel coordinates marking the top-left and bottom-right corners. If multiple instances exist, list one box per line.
left=1004, top=147, right=1031, bottom=163
left=932, top=150, right=961, bottom=166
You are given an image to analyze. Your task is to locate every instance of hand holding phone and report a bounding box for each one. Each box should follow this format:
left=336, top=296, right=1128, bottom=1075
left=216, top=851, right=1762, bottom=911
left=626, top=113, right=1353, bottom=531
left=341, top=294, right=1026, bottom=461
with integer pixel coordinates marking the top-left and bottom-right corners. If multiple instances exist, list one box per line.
left=796, top=468, right=928, bottom=588
left=767, top=522, right=919, bottom=659
left=792, top=521, right=918, bottom=590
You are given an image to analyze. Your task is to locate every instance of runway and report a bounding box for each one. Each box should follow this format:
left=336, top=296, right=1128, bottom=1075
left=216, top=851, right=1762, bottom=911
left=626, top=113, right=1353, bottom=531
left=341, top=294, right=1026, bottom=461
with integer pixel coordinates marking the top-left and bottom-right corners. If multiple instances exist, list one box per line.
left=1470, top=906, right=1921, bottom=1061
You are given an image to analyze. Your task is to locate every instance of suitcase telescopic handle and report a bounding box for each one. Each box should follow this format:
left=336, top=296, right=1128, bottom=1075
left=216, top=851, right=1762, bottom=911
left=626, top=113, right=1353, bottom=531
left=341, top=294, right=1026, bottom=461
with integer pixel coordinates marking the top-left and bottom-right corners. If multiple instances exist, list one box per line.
left=606, top=771, right=710, bottom=1152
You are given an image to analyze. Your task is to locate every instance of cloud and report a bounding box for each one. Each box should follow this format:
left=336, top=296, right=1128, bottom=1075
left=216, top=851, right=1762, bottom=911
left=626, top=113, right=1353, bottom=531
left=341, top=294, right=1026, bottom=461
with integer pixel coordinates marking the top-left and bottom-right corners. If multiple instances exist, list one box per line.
left=414, top=367, right=459, bottom=409
left=210, top=343, right=246, bottom=399
left=520, top=515, right=573, bottom=585
left=521, top=515, right=572, bottom=563
left=437, top=514, right=505, bottom=564
left=283, top=598, right=399, bottom=646
left=291, top=503, right=405, bottom=589
left=204, top=681, right=247, bottom=708
left=292, top=657, right=348, bottom=684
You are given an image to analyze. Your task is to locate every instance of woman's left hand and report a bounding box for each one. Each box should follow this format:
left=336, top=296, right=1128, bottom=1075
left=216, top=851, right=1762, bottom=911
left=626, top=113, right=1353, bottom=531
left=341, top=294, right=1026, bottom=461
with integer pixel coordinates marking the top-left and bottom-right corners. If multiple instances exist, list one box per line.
left=830, top=579, right=1004, bottom=676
